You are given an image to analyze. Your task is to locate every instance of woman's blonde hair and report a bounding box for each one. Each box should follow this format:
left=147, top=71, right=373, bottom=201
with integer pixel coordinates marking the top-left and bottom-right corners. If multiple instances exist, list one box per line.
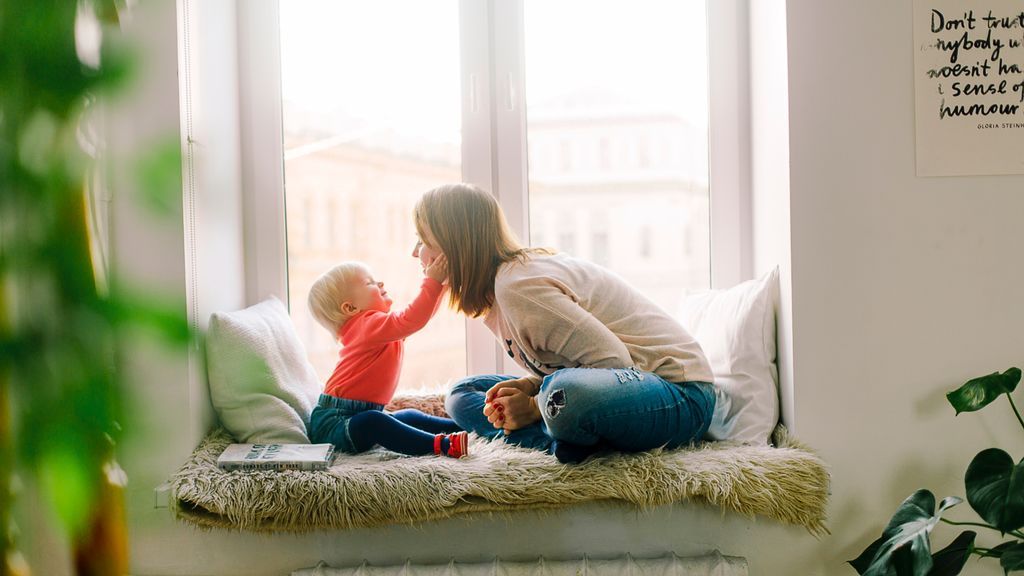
left=307, top=261, right=369, bottom=337
left=414, top=183, right=545, bottom=318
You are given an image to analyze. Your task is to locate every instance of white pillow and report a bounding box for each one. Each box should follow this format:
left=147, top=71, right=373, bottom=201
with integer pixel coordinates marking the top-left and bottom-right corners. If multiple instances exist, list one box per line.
left=678, top=267, right=779, bottom=445
left=206, top=297, right=322, bottom=443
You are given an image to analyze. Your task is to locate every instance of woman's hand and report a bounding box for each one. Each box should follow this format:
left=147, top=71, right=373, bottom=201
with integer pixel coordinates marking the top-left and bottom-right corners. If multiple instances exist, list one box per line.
left=483, top=377, right=541, bottom=431
left=484, top=376, right=538, bottom=403
left=424, top=254, right=448, bottom=284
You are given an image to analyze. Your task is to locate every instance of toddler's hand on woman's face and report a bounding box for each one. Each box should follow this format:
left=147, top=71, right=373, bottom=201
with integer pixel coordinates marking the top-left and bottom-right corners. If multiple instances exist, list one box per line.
left=424, top=254, right=448, bottom=284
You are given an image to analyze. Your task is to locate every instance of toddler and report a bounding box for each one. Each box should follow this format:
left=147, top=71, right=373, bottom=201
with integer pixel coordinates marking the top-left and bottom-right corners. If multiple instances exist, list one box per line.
left=307, top=256, right=467, bottom=458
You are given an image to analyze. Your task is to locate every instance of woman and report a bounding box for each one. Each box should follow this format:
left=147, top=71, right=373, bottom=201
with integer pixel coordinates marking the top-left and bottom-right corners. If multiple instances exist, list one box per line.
left=413, top=183, right=720, bottom=463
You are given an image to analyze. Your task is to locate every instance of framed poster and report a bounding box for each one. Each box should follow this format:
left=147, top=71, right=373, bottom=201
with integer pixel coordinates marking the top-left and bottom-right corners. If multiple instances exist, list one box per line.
left=914, top=0, right=1024, bottom=176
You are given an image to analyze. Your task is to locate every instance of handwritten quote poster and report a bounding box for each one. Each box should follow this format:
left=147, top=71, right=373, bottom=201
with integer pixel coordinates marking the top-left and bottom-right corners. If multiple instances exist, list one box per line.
left=914, top=0, right=1024, bottom=176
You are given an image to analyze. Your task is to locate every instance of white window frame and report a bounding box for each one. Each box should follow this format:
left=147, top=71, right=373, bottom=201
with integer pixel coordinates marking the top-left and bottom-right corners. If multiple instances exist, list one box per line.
left=237, top=0, right=752, bottom=378
left=707, top=0, right=752, bottom=290
left=238, top=0, right=288, bottom=306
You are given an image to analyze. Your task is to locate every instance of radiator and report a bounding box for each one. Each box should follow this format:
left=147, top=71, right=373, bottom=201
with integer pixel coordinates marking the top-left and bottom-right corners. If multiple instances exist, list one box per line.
left=293, top=551, right=747, bottom=576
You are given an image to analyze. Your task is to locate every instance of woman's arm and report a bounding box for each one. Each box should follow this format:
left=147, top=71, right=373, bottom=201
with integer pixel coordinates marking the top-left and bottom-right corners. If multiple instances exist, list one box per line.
left=502, top=278, right=633, bottom=369
left=486, top=278, right=633, bottom=431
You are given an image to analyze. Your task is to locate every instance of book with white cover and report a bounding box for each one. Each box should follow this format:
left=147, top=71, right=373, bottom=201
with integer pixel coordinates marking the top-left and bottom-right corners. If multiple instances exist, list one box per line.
left=217, top=443, right=335, bottom=471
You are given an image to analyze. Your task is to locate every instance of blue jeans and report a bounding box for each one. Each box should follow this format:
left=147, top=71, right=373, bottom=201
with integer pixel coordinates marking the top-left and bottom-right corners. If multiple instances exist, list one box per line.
left=445, top=368, right=715, bottom=459
left=309, top=394, right=461, bottom=455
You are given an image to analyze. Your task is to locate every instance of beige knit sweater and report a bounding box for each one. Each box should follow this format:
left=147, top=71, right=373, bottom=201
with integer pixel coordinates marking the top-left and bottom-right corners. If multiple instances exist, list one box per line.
left=483, top=253, right=715, bottom=388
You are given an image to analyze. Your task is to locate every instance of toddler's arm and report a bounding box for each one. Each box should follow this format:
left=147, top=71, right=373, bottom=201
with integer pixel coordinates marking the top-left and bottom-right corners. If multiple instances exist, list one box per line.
left=358, top=256, right=448, bottom=342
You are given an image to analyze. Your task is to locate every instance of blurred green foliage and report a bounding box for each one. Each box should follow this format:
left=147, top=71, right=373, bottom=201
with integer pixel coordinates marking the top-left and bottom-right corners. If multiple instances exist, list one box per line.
left=135, top=137, right=184, bottom=216
left=0, top=0, right=190, bottom=571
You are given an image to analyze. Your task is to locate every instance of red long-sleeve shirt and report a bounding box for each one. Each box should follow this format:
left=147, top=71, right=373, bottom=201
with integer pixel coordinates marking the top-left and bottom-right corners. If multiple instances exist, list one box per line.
left=323, top=277, right=444, bottom=405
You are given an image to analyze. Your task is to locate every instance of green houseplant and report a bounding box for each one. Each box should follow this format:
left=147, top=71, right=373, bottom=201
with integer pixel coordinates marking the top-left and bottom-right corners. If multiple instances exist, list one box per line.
left=1, top=1, right=189, bottom=573
left=849, top=367, right=1024, bottom=575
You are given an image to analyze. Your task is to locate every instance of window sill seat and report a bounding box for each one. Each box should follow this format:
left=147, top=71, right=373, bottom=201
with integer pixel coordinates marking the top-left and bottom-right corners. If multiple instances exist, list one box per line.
left=169, top=396, right=829, bottom=536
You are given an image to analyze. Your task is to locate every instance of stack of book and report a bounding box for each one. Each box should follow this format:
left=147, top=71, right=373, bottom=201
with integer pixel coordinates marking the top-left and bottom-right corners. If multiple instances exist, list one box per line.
left=217, top=443, right=336, bottom=471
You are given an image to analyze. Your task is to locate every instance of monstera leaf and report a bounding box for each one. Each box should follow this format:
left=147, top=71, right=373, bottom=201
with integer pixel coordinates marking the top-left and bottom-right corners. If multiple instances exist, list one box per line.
left=999, top=542, right=1024, bottom=573
left=965, top=448, right=1024, bottom=533
left=928, top=531, right=978, bottom=576
left=848, top=490, right=965, bottom=576
left=947, top=368, right=1020, bottom=415
left=850, top=530, right=976, bottom=576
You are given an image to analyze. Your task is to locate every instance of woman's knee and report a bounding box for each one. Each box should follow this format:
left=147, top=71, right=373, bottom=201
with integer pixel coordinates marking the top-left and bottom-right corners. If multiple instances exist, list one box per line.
left=447, top=374, right=505, bottom=400
left=536, top=370, right=600, bottom=419
left=445, top=376, right=487, bottom=424
left=446, top=375, right=515, bottom=413
left=443, top=392, right=466, bottom=424
left=537, top=368, right=637, bottom=442
left=448, top=375, right=480, bottom=396
left=535, top=373, right=589, bottom=439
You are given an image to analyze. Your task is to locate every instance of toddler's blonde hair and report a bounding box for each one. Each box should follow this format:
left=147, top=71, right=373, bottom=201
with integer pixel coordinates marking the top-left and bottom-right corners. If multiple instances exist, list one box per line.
left=307, top=261, right=370, bottom=337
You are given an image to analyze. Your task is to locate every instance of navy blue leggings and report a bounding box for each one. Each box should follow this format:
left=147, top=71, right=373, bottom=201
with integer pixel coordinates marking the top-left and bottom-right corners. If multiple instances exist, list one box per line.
left=348, top=408, right=462, bottom=456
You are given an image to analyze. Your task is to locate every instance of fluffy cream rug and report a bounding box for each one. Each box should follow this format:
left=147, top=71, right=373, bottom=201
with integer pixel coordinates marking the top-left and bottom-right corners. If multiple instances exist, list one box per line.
left=171, top=396, right=829, bottom=535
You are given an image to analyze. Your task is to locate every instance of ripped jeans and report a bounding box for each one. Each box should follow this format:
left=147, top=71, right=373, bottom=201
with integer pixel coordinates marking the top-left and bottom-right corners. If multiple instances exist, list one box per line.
left=445, top=368, right=716, bottom=456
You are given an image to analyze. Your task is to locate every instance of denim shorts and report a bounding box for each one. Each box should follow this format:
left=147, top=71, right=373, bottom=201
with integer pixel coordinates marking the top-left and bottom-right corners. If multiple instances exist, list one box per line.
left=308, top=394, right=384, bottom=454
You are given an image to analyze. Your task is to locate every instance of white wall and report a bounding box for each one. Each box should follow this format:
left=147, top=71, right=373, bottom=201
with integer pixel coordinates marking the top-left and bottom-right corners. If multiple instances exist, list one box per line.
left=65, top=1, right=1023, bottom=575
left=782, top=1, right=1024, bottom=574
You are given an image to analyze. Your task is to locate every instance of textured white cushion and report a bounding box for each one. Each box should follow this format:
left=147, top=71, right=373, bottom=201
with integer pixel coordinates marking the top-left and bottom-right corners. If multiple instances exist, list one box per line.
left=678, top=268, right=779, bottom=445
left=206, top=297, right=321, bottom=443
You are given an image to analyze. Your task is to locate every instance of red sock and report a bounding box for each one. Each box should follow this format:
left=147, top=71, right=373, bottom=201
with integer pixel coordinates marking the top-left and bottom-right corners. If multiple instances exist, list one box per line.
left=433, top=434, right=452, bottom=456
left=446, top=431, right=468, bottom=458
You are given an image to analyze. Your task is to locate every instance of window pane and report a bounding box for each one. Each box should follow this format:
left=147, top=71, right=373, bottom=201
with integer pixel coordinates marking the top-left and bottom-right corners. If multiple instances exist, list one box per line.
left=524, top=0, right=711, bottom=311
left=279, top=0, right=465, bottom=392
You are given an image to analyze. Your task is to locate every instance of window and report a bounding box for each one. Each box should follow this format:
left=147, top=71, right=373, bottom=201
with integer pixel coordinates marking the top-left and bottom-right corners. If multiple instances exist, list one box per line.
left=591, top=231, right=610, bottom=268
left=558, top=231, right=576, bottom=256
left=279, top=0, right=466, bottom=390
left=640, top=226, right=653, bottom=259
left=239, top=0, right=749, bottom=390
left=523, top=0, right=711, bottom=304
